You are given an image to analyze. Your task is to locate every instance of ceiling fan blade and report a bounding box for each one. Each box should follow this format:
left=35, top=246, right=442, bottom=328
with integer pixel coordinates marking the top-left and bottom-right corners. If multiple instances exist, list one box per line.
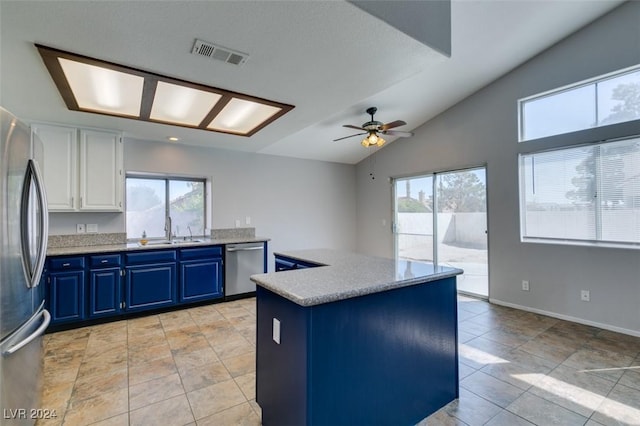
left=333, top=132, right=367, bottom=142
left=381, top=120, right=407, bottom=131
left=383, top=130, right=414, bottom=137
left=343, top=124, right=365, bottom=131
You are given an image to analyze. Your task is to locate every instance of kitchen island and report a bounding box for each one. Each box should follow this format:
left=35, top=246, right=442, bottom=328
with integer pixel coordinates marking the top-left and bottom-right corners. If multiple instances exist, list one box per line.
left=250, top=249, right=463, bottom=426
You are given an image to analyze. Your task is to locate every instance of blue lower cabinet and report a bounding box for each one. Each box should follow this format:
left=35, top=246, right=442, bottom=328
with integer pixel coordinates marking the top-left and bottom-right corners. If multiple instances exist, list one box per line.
left=49, top=270, right=85, bottom=323
left=125, top=263, right=177, bottom=312
left=89, top=267, right=122, bottom=318
left=179, top=259, right=223, bottom=302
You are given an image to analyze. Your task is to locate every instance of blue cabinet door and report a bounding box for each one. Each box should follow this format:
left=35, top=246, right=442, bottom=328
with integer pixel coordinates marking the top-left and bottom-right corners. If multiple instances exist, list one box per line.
left=179, top=258, right=223, bottom=302
left=49, top=271, right=85, bottom=323
left=125, top=263, right=176, bottom=312
left=89, top=267, right=121, bottom=318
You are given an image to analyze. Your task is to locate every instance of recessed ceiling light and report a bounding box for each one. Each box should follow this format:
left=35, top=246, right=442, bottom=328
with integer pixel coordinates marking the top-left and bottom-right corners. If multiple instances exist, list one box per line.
left=151, top=82, right=222, bottom=126
left=207, top=98, right=281, bottom=134
left=36, top=44, right=294, bottom=137
left=57, top=58, right=144, bottom=118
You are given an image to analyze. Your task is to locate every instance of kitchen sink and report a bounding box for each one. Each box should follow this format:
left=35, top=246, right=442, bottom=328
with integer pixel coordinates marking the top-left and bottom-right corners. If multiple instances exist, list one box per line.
left=141, top=239, right=204, bottom=246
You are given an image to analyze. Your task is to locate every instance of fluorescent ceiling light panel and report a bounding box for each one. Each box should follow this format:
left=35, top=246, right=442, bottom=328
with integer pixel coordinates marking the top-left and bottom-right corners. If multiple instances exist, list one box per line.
left=58, top=58, right=144, bottom=117
left=208, top=99, right=281, bottom=135
left=150, top=82, right=222, bottom=126
left=36, top=44, right=294, bottom=137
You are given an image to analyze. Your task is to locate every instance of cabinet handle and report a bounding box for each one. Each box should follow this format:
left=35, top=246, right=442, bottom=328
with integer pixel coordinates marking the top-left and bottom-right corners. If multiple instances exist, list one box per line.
left=62, top=263, right=70, bottom=267
left=71, top=196, right=74, bottom=207
left=101, top=260, right=108, bottom=264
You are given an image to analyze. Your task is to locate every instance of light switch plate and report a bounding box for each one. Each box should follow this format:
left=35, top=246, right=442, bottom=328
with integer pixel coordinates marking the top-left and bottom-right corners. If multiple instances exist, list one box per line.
left=76, top=224, right=86, bottom=233
left=86, top=224, right=98, bottom=233
left=273, top=318, right=281, bottom=344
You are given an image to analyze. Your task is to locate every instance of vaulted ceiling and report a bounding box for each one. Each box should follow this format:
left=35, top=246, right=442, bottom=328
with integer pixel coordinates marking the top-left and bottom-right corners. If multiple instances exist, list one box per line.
left=0, top=0, right=624, bottom=164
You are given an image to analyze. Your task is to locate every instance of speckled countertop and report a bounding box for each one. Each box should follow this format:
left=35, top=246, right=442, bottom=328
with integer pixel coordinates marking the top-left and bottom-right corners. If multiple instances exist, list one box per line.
left=46, top=236, right=270, bottom=256
left=250, top=248, right=463, bottom=307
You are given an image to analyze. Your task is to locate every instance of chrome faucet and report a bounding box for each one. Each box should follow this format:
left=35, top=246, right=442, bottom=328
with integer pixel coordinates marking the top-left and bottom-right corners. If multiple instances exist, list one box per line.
left=165, top=216, right=173, bottom=242
left=187, top=226, right=193, bottom=241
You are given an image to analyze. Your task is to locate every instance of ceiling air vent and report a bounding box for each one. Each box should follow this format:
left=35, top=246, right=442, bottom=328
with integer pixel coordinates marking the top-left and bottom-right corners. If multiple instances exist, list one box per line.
left=192, top=39, right=249, bottom=66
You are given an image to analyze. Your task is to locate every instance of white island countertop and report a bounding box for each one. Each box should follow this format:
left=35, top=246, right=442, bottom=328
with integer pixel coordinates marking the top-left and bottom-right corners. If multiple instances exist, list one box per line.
left=250, top=248, right=463, bottom=307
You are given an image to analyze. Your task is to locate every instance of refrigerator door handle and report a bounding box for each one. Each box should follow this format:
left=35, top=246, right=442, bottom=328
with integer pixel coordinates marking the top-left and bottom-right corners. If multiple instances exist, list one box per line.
left=20, top=159, right=49, bottom=288
left=2, top=309, right=51, bottom=356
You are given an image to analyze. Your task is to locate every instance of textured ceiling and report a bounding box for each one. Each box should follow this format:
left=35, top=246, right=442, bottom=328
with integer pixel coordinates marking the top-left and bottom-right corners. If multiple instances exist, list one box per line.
left=0, top=0, right=624, bottom=164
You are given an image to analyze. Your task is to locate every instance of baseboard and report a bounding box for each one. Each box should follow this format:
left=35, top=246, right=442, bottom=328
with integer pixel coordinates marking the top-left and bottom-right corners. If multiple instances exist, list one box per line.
left=489, top=298, right=640, bottom=338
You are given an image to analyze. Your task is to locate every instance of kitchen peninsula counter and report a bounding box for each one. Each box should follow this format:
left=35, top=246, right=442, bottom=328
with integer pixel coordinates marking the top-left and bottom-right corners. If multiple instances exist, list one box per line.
left=250, top=248, right=462, bottom=306
left=251, top=249, right=463, bottom=426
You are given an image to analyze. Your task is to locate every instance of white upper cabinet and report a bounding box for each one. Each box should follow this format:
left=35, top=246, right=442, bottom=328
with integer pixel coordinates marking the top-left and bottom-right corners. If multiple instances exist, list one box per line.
left=79, top=130, right=123, bottom=211
left=32, top=124, right=77, bottom=211
left=32, top=124, right=123, bottom=212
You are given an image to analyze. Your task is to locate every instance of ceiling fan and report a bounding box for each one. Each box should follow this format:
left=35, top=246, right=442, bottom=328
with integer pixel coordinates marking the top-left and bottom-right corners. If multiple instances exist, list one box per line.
left=333, top=107, right=414, bottom=147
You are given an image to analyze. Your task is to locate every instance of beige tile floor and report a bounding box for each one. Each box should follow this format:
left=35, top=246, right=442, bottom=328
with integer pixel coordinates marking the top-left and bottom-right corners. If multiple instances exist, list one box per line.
left=38, top=296, right=640, bottom=425
left=38, top=298, right=260, bottom=426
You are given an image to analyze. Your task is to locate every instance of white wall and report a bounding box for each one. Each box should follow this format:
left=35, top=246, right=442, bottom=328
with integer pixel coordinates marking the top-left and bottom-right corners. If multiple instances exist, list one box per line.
left=50, top=138, right=358, bottom=269
left=355, top=2, right=640, bottom=334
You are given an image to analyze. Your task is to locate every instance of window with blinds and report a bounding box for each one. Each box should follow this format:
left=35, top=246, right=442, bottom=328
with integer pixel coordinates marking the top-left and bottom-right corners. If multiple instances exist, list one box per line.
left=520, top=136, right=640, bottom=248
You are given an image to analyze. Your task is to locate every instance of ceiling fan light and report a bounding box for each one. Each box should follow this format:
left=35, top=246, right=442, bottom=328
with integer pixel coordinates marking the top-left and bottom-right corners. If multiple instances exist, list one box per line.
left=362, top=132, right=385, bottom=147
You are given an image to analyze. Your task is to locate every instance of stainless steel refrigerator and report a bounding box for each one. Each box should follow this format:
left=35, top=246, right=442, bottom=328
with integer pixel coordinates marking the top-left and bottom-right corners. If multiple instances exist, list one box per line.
left=0, top=107, right=50, bottom=425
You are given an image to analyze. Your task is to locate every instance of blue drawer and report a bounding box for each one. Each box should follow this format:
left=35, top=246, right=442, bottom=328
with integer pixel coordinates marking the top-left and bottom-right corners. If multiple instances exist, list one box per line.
left=125, top=250, right=177, bottom=265
left=89, top=254, right=122, bottom=268
left=180, top=246, right=222, bottom=260
left=49, top=256, right=85, bottom=271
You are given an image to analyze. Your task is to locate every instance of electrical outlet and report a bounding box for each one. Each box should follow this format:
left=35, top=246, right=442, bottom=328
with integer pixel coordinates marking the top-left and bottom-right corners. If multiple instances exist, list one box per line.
left=76, top=223, right=86, bottom=233
left=86, top=224, right=98, bottom=233
left=245, top=216, right=251, bottom=225
left=581, top=290, right=590, bottom=302
left=522, top=280, right=530, bottom=291
left=235, top=219, right=241, bottom=228
left=273, top=318, right=281, bottom=344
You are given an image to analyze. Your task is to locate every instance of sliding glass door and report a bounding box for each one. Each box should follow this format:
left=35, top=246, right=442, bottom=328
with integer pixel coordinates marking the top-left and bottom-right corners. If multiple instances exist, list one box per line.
left=393, top=167, right=488, bottom=297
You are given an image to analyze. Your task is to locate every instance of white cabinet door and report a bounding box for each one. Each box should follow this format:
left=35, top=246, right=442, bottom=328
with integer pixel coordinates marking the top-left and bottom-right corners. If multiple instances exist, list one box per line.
left=79, top=130, right=123, bottom=212
left=32, top=124, right=77, bottom=211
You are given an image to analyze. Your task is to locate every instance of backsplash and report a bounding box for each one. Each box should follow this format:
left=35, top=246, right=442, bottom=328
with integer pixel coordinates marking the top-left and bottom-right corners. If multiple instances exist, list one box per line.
left=211, top=227, right=255, bottom=239
left=47, top=233, right=127, bottom=248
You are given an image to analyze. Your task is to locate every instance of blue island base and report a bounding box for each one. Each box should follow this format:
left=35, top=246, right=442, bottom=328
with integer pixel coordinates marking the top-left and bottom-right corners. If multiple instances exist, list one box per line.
left=256, top=276, right=459, bottom=426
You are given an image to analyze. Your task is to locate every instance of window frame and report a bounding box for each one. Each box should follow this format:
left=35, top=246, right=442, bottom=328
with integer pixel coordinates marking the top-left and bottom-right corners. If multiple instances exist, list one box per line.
left=125, top=172, right=209, bottom=241
left=519, top=135, right=640, bottom=250
left=518, top=64, right=640, bottom=142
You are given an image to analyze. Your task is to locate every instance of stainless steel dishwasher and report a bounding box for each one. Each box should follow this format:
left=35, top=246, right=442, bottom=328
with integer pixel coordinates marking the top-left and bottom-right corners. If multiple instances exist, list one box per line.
left=225, top=242, right=265, bottom=297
